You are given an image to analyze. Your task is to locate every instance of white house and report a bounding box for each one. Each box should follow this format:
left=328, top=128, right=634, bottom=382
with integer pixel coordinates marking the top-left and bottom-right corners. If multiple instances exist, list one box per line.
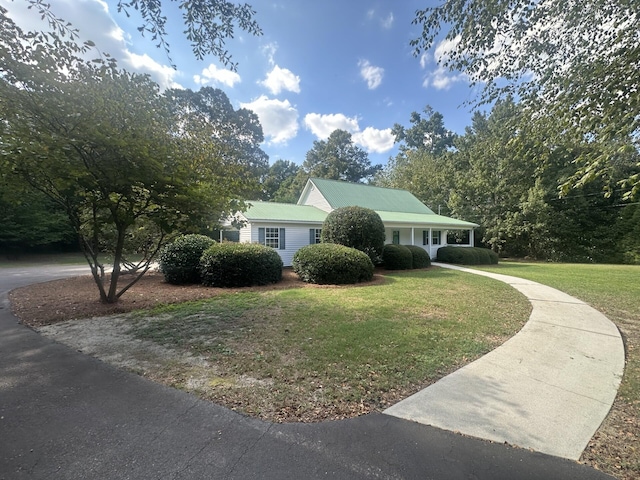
left=223, top=178, right=478, bottom=266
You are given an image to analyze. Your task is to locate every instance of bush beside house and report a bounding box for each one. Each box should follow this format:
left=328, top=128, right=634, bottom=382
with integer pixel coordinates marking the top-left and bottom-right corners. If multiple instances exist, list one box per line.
left=437, top=246, right=498, bottom=265
left=159, top=234, right=216, bottom=284
left=292, top=243, right=374, bottom=285
left=405, top=245, right=431, bottom=268
left=320, top=206, right=385, bottom=263
left=382, top=244, right=413, bottom=270
left=200, top=243, right=283, bottom=287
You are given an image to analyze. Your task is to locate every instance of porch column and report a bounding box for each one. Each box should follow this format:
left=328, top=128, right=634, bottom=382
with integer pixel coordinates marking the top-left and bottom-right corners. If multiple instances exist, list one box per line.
left=470, top=229, right=474, bottom=247
left=411, top=227, right=415, bottom=245
left=219, top=230, right=223, bottom=242
left=429, top=228, right=433, bottom=257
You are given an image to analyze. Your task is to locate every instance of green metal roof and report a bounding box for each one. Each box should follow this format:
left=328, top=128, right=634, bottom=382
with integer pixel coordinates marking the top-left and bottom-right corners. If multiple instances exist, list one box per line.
left=376, top=210, right=479, bottom=228
left=308, top=178, right=435, bottom=214
left=243, top=202, right=327, bottom=223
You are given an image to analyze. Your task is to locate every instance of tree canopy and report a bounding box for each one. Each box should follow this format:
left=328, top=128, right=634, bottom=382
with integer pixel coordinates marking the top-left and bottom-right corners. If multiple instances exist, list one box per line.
left=412, top=0, right=640, bottom=198
left=380, top=102, right=640, bottom=262
left=303, top=130, right=381, bottom=183
left=0, top=8, right=261, bottom=302
left=24, top=0, right=261, bottom=69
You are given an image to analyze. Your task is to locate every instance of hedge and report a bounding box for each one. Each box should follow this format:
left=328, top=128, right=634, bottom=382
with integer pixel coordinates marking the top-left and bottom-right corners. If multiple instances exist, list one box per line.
left=158, top=234, right=216, bottom=284
left=436, top=246, right=499, bottom=265
left=382, top=244, right=413, bottom=270
left=292, top=243, right=374, bottom=285
left=200, top=243, right=283, bottom=287
left=404, top=245, right=431, bottom=268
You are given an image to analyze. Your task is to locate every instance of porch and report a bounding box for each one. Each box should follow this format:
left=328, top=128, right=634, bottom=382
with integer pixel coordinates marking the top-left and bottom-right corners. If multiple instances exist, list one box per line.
left=383, top=226, right=475, bottom=259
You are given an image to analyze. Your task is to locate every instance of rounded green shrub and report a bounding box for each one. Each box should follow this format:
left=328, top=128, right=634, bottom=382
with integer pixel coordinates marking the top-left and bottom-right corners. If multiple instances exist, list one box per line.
left=404, top=245, right=431, bottom=268
left=382, top=244, right=413, bottom=270
left=436, top=246, right=499, bottom=265
left=292, top=243, right=374, bottom=285
left=158, top=234, right=215, bottom=284
left=200, top=243, right=283, bottom=287
left=320, top=206, right=385, bottom=263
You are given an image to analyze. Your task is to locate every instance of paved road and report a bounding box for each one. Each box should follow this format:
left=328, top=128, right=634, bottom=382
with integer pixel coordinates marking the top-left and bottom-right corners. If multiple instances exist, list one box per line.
left=0, top=265, right=615, bottom=479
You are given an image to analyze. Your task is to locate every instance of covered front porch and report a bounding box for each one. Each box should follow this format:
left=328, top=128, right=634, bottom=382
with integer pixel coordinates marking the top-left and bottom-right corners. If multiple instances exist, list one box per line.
left=383, top=225, right=475, bottom=259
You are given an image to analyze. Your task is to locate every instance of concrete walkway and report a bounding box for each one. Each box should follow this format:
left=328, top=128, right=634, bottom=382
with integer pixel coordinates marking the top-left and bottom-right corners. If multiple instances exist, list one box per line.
left=385, top=263, right=626, bottom=460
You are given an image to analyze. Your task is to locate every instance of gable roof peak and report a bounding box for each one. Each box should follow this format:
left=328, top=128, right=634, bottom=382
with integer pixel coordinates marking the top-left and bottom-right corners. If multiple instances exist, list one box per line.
left=305, top=177, right=435, bottom=215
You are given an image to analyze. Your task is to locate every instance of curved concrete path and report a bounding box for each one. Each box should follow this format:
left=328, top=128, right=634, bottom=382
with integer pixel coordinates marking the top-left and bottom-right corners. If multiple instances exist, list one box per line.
left=385, top=263, right=626, bottom=460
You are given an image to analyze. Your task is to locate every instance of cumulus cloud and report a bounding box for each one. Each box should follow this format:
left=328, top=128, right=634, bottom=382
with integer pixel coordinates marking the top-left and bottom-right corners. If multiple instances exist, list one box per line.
left=240, top=96, right=299, bottom=144
left=304, top=113, right=360, bottom=139
left=1, top=0, right=182, bottom=90
left=260, top=65, right=301, bottom=95
left=193, top=63, right=241, bottom=88
left=304, top=113, right=394, bottom=154
left=358, top=59, right=384, bottom=90
left=353, top=127, right=395, bottom=154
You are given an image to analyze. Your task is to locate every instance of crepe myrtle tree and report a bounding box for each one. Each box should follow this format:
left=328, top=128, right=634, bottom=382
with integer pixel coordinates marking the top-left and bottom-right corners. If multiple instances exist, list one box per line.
left=0, top=10, right=254, bottom=303
left=20, top=0, right=262, bottom=70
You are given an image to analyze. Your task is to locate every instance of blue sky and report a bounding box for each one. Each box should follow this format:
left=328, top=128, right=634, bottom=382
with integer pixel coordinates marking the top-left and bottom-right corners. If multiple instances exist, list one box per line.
left=2, top=0, right=486, bottom=167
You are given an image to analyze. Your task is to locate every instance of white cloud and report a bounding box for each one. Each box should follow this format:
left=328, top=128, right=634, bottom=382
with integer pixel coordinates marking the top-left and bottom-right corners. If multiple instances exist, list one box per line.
left=304, top=113, right=360, bottom=139
left=126, top=53, right=182, bottom=90
left=240, top=96, right=299, bottom=144
left=358, top=59, right=384, bottom=90
left=419, top=52, right=430, bottom=69
left=422, top=36, right=468, bottom=90
left=261, top=42, right=278, bottom=66
left=260, top=65, right=301, bottom=95
left=423, top=66, right=467, bottom=90
left=1, top=0, right=183, bottom=90
left=353, top=127, right=395, bottom=154
left=381, top=12, right=394, bottom=29
left=304, top=113, right=394, bottom=154
left=193, top=63, right=241, bottom=88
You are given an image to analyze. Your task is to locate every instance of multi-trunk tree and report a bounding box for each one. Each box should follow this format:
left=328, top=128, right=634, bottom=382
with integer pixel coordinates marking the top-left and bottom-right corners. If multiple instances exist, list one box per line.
left=0, top=7, right=262, bottom=302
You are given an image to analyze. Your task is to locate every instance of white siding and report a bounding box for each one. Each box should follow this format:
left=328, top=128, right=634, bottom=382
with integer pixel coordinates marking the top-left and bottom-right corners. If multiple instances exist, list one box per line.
left=299, top=182, right=332, bottom=212
left=244, top=222, right=322, bottom=267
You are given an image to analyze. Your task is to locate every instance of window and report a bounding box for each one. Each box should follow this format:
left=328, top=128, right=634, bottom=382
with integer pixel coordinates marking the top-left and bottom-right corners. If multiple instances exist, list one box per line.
left=265, top=227, right=280, bottom=248
left=310, top=228, right=322, bottom=244
left=392, top=230, right=400, bottom=245
left=259, top=227, right=285, bottom=249
left=432, top=230, right=441, bottom=245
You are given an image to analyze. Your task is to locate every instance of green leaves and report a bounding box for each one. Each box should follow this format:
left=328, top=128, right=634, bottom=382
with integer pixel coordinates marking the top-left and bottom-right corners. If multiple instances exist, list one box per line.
left=411, top=0, right=640, bottom=197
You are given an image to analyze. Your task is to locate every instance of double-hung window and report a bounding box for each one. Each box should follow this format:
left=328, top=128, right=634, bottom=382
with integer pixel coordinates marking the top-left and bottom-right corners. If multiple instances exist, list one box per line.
left=432, top=230, right=441, bottom=245
left=259, top=227, right=286, bottom=250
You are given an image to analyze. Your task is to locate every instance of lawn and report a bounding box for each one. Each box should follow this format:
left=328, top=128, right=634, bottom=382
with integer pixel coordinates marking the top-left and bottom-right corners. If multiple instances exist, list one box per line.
left=126, top=268, right=530, bottom=422
left=476, top=262, right=640, bottom=479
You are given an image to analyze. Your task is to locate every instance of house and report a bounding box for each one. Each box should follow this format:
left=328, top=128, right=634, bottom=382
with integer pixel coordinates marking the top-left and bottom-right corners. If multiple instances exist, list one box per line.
left=222, top=178, right=478, bottom=266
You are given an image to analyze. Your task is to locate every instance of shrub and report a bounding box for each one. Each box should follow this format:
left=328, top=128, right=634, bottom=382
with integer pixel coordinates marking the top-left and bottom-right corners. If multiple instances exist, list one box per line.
left=292, top=243, right=374, bottom=285
left=200, top=243, right=283, bottom=287
left=405, top=245, right=431, bottom=268
left=158, top=234, right=215, bottom=284
left=320, top=206, right=385, bottom=263
left=436, top=246, right=499, bottom=265
left=382, top=244, right=413, bottom=270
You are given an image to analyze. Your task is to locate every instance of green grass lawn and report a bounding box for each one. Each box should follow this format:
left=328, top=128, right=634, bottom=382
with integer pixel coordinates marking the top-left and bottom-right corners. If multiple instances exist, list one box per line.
left=127, top=268, right=531, bottom=421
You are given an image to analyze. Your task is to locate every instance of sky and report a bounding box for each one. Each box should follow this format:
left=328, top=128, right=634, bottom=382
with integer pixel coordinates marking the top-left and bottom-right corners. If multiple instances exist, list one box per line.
left=2, top=0, right=486, bottom=168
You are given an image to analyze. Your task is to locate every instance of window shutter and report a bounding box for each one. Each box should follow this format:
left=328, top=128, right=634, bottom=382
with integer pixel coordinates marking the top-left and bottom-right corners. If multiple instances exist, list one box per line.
left=279, top=228, right=286, bottom=250
left=258, top=228, right=265, bottom=245
left=309, top=229, right=315, bottom=244
left=423, top=230, right=427, bottom=245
